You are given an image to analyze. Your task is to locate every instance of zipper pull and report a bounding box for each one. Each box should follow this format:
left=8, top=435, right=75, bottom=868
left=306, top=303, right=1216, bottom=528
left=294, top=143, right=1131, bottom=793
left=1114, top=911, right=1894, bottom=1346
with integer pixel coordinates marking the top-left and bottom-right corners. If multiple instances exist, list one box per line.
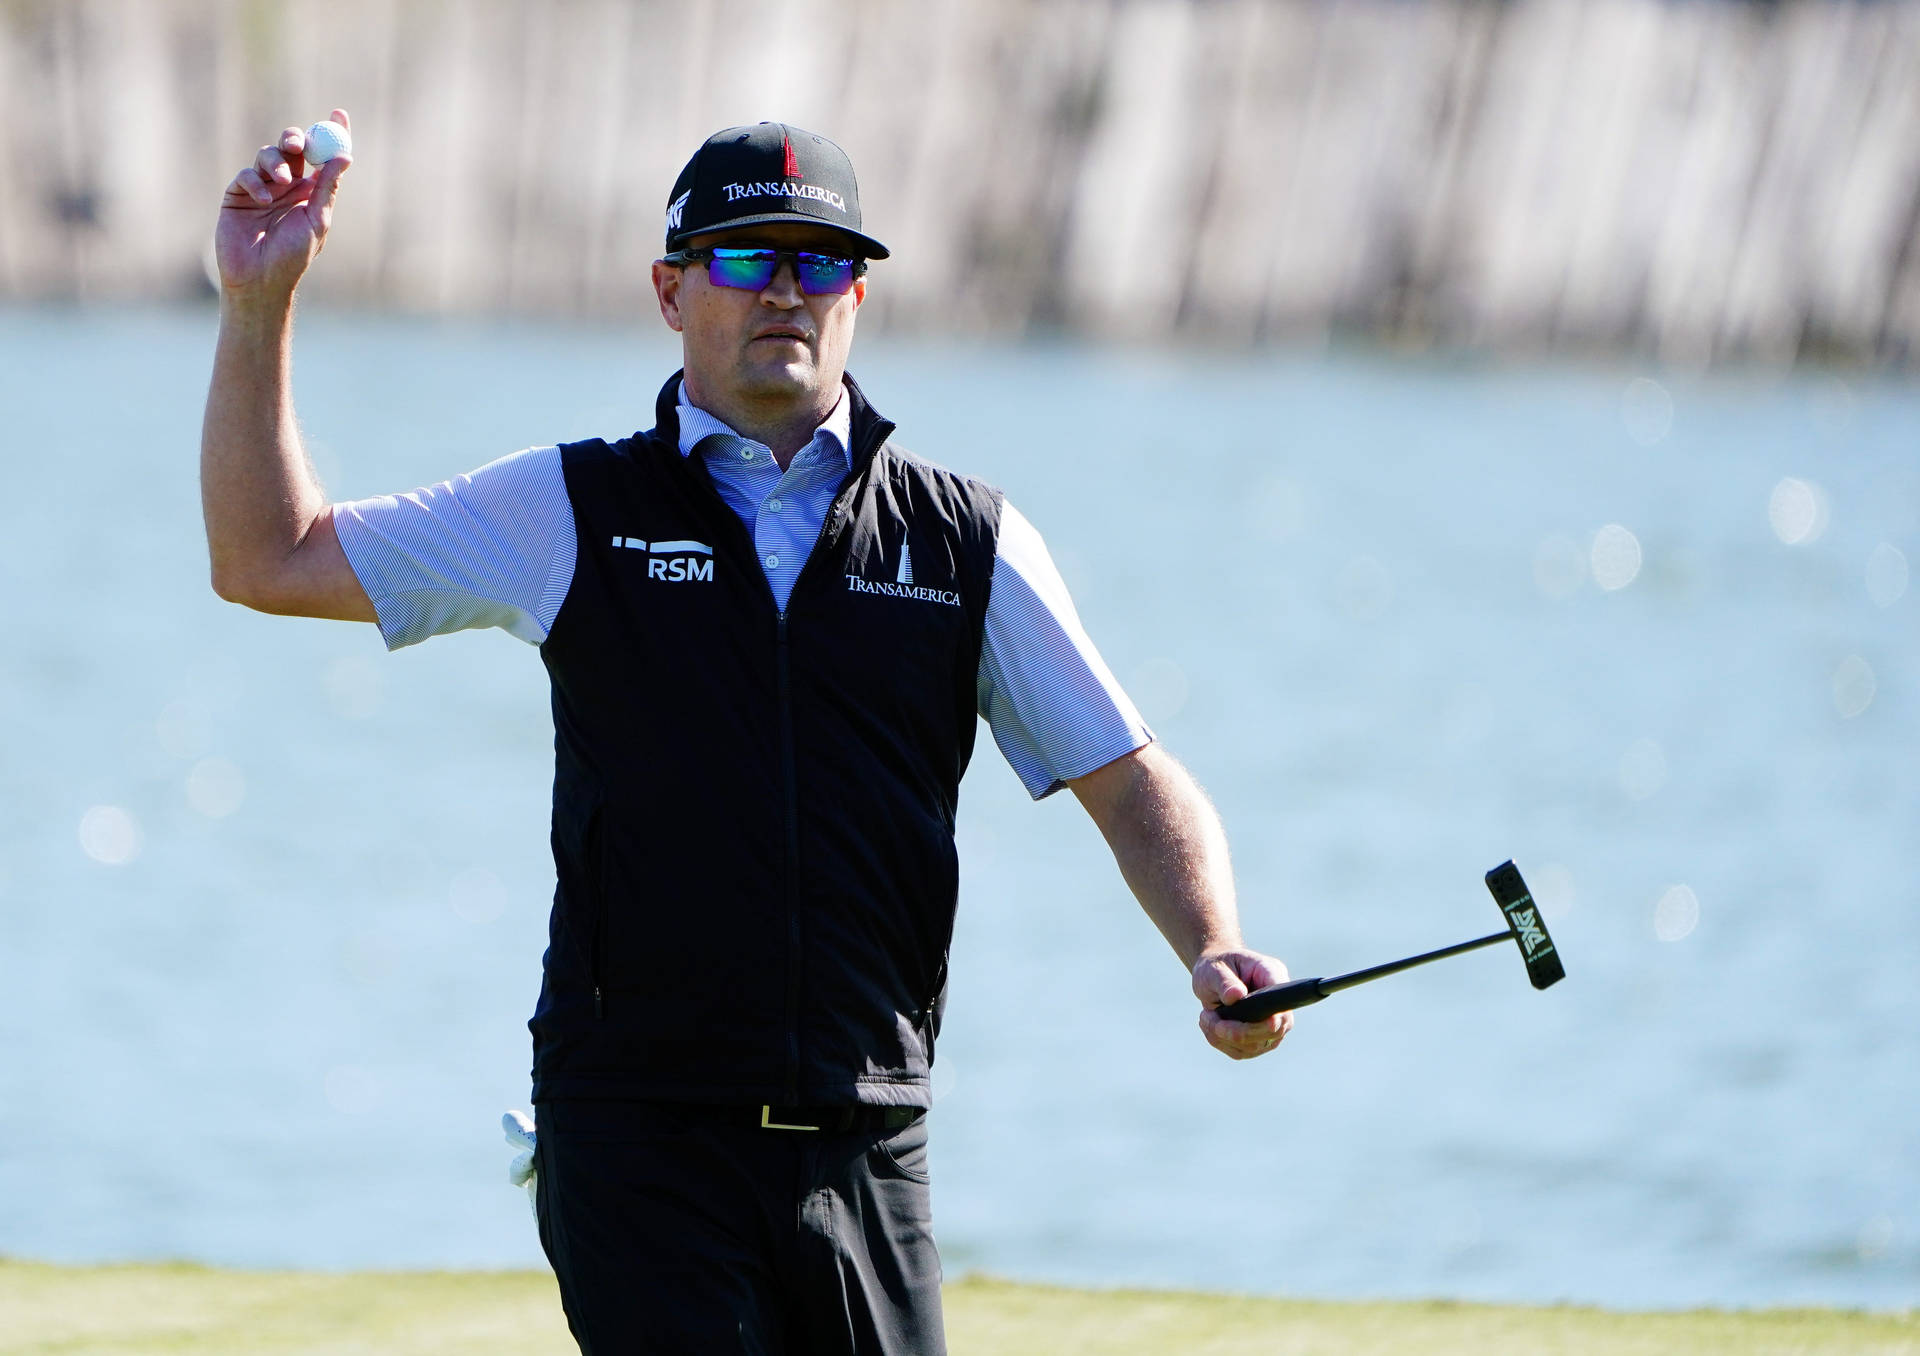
left=594, top=986, right=604, bottom=1020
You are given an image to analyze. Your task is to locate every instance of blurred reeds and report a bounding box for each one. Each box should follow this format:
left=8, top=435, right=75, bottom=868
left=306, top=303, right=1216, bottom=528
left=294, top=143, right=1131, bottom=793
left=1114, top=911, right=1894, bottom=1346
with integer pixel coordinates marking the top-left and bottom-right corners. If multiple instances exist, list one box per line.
left=1, top=0, right=1916, bottom=366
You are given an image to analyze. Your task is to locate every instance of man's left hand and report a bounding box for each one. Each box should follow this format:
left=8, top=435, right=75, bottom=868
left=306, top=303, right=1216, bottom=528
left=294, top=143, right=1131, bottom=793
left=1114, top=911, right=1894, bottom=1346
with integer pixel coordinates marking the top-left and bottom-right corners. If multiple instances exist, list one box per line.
left=1194, top=949, right=1294, bottom=1060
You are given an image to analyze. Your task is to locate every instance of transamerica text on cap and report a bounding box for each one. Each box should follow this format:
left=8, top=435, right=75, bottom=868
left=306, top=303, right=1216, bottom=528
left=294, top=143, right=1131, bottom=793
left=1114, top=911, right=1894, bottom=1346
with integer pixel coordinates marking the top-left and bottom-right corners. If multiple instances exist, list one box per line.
left=722, top=181, right=848, bottom=212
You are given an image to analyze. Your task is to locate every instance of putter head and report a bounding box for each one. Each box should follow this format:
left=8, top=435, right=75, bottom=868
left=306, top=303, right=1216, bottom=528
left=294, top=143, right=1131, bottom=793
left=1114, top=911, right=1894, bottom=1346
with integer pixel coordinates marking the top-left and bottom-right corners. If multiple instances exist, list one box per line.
left=1485, top=861, right=1565, bottom=990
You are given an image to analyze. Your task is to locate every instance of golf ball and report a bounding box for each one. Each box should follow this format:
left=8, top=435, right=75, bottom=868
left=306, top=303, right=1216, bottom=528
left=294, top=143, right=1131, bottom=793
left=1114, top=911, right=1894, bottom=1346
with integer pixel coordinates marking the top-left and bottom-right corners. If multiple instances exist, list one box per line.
left=305, top=120, right=351, bottom=165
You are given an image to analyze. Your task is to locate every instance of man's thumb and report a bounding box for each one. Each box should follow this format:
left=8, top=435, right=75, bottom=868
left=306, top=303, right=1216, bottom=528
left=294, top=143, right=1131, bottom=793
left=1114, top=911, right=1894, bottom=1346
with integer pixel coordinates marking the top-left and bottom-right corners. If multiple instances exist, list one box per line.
left=1202, top=958, right=1248, bottom=1006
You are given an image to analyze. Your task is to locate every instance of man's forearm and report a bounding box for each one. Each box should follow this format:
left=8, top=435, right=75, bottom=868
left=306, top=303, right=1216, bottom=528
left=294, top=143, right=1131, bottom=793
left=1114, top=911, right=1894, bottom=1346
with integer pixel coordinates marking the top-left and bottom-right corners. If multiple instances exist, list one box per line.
left=201, top=293, right=325, bottom=601
left=1070, top=743, right=1242, bottom=969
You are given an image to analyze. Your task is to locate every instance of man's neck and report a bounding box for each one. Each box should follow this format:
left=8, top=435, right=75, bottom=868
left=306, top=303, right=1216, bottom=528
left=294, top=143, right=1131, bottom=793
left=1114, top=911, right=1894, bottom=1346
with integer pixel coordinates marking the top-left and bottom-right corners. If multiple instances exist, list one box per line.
left=680, top=377, right=837, bottom=470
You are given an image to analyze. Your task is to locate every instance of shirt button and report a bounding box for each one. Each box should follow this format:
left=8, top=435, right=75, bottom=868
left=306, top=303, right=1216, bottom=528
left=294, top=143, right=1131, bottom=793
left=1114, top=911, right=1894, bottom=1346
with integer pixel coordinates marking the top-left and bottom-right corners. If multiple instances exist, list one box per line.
left=768, top=498, right=783, bottom=513
left=740, top=446, right=755, bottom=460
left=764, top=553, right=780, bottom=570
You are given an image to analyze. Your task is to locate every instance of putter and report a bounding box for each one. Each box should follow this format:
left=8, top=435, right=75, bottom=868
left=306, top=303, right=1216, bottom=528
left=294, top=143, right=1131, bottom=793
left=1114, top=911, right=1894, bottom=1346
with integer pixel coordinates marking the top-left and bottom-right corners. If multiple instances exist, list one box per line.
left=1215, top=860, right=1564, bottom=1023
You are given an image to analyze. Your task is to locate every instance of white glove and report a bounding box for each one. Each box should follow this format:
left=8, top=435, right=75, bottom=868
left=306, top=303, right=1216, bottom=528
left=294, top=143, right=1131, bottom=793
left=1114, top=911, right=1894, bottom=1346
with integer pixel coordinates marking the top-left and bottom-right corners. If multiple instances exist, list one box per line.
left=502, top=1108, right=537, bottom=1219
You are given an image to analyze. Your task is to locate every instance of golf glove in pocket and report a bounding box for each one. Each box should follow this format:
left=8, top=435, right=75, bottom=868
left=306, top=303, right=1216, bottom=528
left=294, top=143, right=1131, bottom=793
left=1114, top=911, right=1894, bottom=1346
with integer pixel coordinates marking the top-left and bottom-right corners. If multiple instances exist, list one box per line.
left=502, top=1108, right=537, bottom=1219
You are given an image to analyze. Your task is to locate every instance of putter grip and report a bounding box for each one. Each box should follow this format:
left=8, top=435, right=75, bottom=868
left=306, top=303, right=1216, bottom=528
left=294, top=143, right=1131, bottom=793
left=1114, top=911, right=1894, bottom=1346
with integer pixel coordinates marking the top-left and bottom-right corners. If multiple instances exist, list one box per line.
left=1216, top=977, right=1327, bottom=1022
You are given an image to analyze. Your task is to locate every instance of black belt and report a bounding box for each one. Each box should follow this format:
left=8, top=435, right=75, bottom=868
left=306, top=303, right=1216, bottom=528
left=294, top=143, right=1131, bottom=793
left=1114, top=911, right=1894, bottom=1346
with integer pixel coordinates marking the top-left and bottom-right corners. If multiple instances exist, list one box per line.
left=690, top=1104, right=924, bottom=1133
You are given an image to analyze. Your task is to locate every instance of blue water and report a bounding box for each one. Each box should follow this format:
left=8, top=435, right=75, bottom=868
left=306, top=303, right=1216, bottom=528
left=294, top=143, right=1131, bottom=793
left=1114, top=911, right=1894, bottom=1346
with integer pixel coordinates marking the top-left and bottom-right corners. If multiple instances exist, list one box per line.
left=0, top=305, right=1914, bottom=1311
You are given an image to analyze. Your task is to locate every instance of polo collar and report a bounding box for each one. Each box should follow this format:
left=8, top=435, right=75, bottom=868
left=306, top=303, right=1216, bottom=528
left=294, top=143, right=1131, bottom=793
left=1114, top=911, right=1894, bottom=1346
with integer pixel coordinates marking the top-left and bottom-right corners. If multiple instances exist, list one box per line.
left=649, top=370, right=895, bottom=477
left=674, top=381, right=852, bottom=470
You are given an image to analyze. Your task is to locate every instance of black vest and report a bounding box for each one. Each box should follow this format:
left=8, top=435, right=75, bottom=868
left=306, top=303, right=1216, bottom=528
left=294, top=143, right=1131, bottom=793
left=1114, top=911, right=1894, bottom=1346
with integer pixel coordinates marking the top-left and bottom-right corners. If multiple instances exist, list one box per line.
left=530, top=373, right=1004, bottom=1107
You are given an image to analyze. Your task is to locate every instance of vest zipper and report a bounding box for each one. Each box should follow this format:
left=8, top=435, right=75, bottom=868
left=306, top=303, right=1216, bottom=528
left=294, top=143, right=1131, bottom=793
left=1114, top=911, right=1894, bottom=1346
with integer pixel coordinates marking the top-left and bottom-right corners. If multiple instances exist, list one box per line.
left=777, top=612, right=802, bottom=1103
left=591, top=804, right=608, bottom=1020
left=671, top=420, right=892, bottom=1103
left=769, top=489, right=867, bottom=1102
left=770, top=465, right=874, bottom=1103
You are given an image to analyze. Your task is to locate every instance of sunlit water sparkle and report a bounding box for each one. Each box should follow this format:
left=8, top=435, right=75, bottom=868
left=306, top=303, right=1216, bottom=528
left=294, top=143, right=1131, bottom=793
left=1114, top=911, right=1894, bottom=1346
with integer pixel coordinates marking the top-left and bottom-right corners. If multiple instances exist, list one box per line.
left=0, top=307, right=1914, bottom=1311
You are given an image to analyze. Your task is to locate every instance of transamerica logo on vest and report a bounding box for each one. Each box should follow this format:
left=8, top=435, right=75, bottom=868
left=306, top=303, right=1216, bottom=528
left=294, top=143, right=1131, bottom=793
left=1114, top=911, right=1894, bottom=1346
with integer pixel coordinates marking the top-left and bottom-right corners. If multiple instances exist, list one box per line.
left=612, top=536, right=714, bottom=583
left=845, top=533, right=960, bottom=606
left=720, top=181, right=848, bottom=213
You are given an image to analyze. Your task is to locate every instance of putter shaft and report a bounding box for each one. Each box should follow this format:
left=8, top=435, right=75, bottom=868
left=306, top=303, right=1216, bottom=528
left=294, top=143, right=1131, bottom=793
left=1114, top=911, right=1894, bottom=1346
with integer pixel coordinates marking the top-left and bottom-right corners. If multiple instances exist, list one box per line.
left=1217, top=930, right=1512, bottom=1023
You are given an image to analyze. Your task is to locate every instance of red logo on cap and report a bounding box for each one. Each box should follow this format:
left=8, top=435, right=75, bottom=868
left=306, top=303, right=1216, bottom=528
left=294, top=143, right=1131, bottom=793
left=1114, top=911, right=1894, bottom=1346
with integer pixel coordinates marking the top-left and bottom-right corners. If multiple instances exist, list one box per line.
left=782, top=136, right=801, bottom=180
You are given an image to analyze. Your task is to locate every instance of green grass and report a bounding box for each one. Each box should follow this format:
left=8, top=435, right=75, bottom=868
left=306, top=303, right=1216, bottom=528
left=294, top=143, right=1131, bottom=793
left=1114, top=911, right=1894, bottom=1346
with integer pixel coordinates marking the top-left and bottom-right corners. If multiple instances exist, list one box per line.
left=0, top=1261, right=1912, bottom=1354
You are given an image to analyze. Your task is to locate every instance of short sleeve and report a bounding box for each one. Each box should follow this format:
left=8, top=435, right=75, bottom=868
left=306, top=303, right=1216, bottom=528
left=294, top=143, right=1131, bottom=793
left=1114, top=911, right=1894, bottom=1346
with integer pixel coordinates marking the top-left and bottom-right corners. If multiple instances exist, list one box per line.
left=977, top=501, right=1153, bottom=798
left=332, top=445, right=577, bottom=650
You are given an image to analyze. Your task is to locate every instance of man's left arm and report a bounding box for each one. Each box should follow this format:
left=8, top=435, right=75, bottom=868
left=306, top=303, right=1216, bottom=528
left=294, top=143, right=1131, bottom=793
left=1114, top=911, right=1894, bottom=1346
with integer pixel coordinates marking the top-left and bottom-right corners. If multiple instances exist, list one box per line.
left=977, top=499, right=1290, bottom=1060
left=1069, top=743, right=1293, bottom=1060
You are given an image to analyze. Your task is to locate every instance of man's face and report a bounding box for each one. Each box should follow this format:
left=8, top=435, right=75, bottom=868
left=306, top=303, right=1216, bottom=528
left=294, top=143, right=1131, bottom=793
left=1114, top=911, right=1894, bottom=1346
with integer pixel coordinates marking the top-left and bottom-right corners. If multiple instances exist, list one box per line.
left=652, top=223, right=868, bottom=411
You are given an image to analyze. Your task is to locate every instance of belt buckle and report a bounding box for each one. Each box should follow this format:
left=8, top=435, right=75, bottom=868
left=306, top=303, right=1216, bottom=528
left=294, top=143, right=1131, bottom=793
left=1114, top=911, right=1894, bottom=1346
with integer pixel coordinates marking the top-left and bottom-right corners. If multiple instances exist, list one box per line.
left=760, top=1105, right=821, bottom=1132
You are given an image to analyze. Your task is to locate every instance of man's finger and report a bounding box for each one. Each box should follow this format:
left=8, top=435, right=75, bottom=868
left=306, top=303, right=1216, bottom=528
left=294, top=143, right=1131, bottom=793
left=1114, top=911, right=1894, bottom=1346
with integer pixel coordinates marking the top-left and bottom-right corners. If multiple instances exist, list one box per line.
left=1200, top=1009, right=1282, bottom=1040
left=280, top=125, right=309, bottom=180
left=305, top=154, right=350, bottom=233
left=1195, top=957, right=1247, bottom=1007
left=225, top=166, right=274, bottom=206
left=330, top=106, right=350, bottom=133
left=1199, top=1005, right=1293, bottom=1057
left=1205, top=1024, right=1272, bottom=1060
left=253, top=143, right=295, bottom=188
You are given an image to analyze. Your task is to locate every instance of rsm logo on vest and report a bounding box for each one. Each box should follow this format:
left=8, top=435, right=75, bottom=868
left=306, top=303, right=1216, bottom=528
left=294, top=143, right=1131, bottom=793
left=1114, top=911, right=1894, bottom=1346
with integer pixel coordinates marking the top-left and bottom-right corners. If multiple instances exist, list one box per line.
left=612, top=537, right=715, bottom=583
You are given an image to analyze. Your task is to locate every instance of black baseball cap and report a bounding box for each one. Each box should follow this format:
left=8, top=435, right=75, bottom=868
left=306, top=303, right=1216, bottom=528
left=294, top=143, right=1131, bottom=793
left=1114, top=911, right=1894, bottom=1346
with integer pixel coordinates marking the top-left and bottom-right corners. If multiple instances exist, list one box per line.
left=664, top=122, right=889, bottom=260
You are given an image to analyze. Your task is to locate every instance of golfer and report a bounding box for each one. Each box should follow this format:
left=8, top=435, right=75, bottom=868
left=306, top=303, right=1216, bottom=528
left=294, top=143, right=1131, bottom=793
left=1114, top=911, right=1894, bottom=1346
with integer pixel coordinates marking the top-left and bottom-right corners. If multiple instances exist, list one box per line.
left=202, top=112, right=1293, bottom=1354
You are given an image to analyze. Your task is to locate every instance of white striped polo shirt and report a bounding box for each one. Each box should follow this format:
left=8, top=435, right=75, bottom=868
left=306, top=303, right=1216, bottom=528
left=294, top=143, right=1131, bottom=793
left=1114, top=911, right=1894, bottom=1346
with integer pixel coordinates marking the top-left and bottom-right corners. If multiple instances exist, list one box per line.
left=334, top=389, right=1150, bottom=798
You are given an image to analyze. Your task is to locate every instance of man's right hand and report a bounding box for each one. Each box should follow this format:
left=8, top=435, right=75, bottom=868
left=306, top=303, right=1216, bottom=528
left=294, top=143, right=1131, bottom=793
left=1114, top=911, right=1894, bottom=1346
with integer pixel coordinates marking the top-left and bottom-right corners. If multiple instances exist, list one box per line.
left=214, top=108, right=352, bottom=301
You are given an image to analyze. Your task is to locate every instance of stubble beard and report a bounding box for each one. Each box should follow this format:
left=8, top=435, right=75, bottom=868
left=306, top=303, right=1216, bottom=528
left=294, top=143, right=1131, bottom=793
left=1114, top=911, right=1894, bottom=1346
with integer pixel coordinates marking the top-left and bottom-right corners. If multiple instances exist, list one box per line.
left=733, top=336, right=838, bottom=412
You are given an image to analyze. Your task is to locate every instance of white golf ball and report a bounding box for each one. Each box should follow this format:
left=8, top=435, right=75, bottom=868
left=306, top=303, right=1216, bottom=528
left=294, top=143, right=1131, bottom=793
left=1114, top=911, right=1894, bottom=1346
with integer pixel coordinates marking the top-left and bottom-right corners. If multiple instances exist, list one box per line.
left=305, top=120, right=351, bottom=165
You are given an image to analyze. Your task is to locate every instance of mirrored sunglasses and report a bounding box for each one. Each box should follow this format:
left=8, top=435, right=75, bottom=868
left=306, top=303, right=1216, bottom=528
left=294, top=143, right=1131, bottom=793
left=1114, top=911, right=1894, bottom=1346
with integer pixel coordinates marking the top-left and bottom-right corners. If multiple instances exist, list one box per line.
left=665, top=246, right=864, bottom=296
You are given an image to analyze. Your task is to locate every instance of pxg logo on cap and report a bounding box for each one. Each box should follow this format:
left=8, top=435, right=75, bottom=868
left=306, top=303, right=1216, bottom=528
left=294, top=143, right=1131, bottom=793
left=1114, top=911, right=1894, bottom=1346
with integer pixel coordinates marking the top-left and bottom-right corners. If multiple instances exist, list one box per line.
left=664, top=122, right=889, bottom=259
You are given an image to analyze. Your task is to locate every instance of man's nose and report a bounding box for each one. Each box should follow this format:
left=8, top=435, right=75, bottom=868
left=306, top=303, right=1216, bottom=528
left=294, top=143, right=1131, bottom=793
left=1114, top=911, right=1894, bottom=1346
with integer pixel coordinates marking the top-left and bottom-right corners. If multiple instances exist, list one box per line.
left=760, top=260, right=804, bottom=305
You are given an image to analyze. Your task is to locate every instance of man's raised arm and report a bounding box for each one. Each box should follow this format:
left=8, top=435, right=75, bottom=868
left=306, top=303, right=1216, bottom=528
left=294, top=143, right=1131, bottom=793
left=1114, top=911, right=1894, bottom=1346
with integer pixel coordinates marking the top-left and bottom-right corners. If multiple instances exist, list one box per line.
left=201, top=108, right=373, bottom=622
left=1069, top=742, right=1293, bottom=1060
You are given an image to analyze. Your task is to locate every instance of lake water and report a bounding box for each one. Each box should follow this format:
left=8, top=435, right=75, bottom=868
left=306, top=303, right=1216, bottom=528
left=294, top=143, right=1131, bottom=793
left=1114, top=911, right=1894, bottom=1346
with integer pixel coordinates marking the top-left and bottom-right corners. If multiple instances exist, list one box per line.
left=0, top=305, right=1914, bottom=1312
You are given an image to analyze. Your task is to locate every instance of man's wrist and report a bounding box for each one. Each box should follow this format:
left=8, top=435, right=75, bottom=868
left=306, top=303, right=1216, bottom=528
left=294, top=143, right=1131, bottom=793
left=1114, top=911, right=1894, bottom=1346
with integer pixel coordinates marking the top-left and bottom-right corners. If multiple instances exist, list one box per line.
left=1191, top=938, right=1247, bottom=969
left=218, top=286, right=297, bottom=334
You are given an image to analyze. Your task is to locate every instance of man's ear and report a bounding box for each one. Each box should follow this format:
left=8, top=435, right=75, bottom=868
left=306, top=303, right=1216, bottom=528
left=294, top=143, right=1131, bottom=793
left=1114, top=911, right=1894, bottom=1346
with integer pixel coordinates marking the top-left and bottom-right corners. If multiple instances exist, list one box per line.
left=652, top=261, right=686, bottom=333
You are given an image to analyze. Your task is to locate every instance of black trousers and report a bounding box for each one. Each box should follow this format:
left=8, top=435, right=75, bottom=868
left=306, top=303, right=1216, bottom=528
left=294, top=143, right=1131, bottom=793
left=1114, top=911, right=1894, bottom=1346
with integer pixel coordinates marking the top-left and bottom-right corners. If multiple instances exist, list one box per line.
left=534, top=1100, right=945, bottom=1355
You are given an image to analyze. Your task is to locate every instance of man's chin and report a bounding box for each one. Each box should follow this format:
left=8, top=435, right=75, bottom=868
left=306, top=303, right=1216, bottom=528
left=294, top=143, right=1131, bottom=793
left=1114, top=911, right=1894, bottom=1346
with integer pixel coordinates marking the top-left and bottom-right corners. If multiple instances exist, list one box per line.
left=735, top=355, right=825, bottom=402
